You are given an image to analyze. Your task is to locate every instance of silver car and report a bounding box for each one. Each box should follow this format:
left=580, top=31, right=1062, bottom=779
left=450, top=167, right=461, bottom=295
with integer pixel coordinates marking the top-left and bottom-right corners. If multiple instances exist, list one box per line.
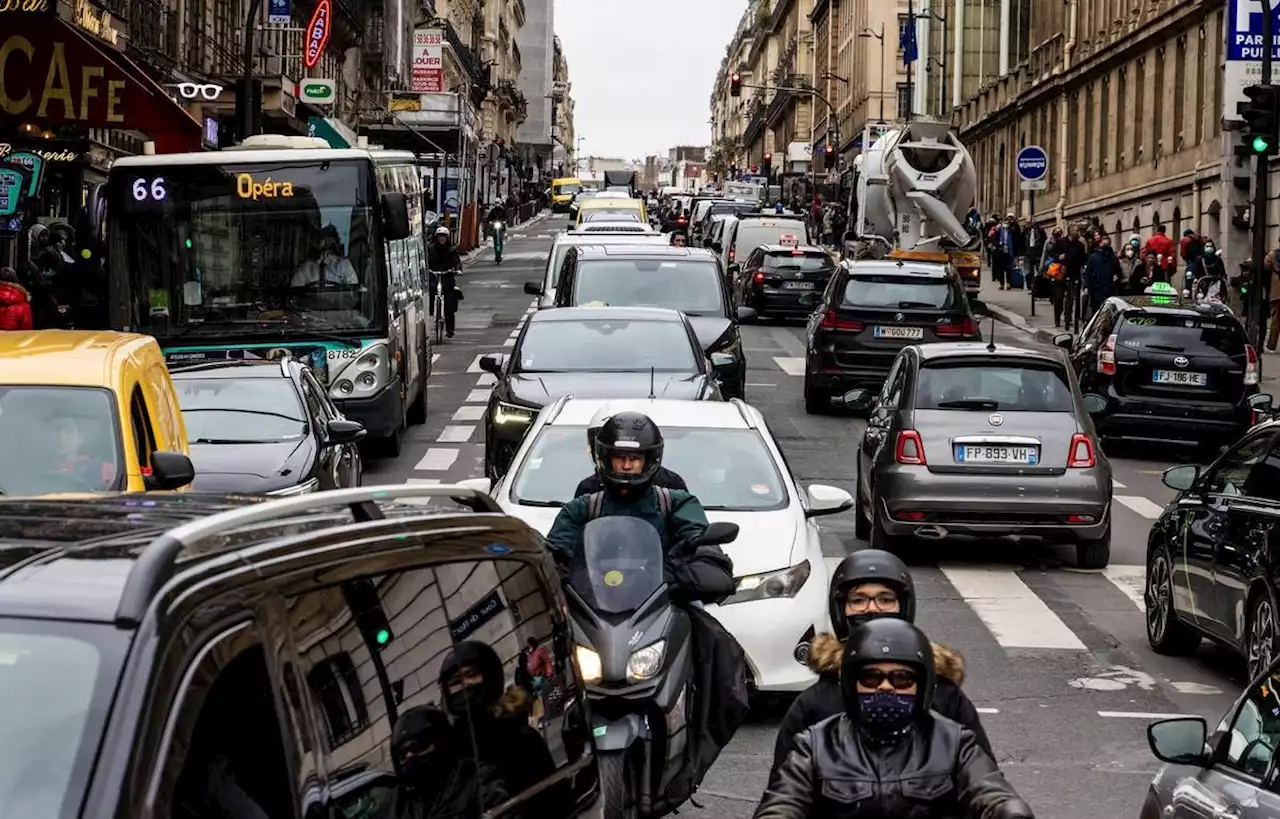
left=843, top=341, right=1113, bottom=568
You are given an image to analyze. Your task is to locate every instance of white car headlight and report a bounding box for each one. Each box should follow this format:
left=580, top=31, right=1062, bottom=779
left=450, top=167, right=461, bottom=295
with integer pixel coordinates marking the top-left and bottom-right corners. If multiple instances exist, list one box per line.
left=722, top=560, right=811, bottom=605
left=267, top=478, right=320, bottom=496
left=575, top=644, right=603, bottom=683
left=494, top=401, right=537, bottom=425
left=627, top=640, right=666, bottom=679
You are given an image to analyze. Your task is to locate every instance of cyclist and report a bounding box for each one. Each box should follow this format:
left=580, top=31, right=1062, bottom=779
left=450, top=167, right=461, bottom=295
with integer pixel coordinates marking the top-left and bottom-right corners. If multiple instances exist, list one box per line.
left=427, top=225, right=462, bottom=338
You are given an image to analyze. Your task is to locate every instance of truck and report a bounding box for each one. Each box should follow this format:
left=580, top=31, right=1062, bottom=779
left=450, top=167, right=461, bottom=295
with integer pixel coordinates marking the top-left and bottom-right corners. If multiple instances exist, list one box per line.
left=846, top=118, right=983, bottom=295
left=603, top=170, right=638, bottom=196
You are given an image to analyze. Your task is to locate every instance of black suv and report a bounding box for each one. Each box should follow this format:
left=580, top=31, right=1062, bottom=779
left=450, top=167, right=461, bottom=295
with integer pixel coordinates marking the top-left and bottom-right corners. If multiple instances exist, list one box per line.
left=1054, top=295, right=1259, bottom=447
left=802, top=258, right=980, bottom=413
left=1, top=487, right=600, bottom=818
left=737, top=244, right=837, bottom=320
left=722, top=213, right=813, bottom=284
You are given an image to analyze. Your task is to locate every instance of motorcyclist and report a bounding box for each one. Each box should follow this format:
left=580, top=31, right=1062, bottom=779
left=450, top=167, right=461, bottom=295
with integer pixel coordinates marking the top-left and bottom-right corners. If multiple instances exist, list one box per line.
left=755, top=618, right=1034, bottom=819
left=387, top=705, right=508, bottom=818
left=771, top=550, right=992, bottom=771
left=427, top=225, right=462, bottom=338
left=574, top=407, right=687, bottom=496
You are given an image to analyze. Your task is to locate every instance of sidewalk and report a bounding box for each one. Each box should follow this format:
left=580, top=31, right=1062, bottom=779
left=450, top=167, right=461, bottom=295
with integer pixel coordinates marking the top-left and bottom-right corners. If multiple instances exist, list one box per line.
left=462, top=208, right=553, bottom=263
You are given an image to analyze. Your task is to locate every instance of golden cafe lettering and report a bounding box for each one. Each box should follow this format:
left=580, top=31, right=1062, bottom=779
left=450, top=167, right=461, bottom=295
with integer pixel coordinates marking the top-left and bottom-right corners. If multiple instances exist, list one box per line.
left=0, top=143, right=80, bottom=162
left=0, top=0, right=51, bottom=13
left=75, top=0, right=119, bottom=46
left=0, top=36, right=126, bottom=122
left=236, top=174, right=294, bottom=200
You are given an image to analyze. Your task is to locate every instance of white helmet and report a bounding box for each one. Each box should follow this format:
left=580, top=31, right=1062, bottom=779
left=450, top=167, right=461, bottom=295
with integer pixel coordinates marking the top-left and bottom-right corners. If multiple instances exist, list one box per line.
left=586, top=405, right=614, bottom=456
left=434, top=226, right=450, bottom=238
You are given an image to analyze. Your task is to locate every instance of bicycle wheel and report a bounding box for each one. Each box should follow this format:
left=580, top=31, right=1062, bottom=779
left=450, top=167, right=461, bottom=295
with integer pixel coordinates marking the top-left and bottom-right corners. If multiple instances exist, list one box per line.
left=434, top=297, right=445, bottom=344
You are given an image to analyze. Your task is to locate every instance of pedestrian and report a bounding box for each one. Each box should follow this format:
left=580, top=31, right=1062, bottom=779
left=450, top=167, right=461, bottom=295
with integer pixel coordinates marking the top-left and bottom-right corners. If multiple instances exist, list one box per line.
left=1047, top=225, right=1086, bottom=328
left=1179, top=228, right=1204, bottom=292
left=1082, top=236, right=1119, bottom=319
left=1117, top=239, right=1140, bottom=295
left=525, top=636, right=554, bottom=724
left=1267, top=250, right=1280, bottom=351
left=1193, top=241, right=1229, bottom=303
left=1128, top=250, right=1163, bottom=293
left=1021, top=218, right=1045, bottom=291
left=1142, top=223, right=1176, bottom=281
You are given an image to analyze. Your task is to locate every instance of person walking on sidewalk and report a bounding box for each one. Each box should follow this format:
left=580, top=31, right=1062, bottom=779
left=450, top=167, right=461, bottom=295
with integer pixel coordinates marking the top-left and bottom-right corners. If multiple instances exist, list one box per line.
left=1128, top=250, right=1164, bottom=293
left=1048, top=225, right=1087, bottom=328
left=993, top=214, right=1021, bottom=290
left=1117, top=239, right=1141, bottom=295
left=1266, top=250, right=1280, bottom=352
left=1142, top=223, right=1176, bottom=282
left=1021, top=218, right=1046, bottom=298
left=1082, top=236, right=1119, bottom=319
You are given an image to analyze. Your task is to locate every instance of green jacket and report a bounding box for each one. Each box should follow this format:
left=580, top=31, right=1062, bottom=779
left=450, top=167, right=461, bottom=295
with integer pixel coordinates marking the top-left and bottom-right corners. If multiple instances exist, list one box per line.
left=544, top=487, right=710, bottom=561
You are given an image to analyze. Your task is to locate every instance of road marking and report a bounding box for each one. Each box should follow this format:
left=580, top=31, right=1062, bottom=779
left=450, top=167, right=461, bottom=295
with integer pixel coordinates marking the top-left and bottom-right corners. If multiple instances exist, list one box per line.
left=502, top=338, right=515, bottom=346
left=1097, top=711, right=1200, bottom=719
left=1112, top=478, right=1126, bottom=489
left=975, top=707, right=1000, bottom=714
left=1116, top=495, right=1164, bottom=519
left=773, top=356, right=806, bottom=376
left=1102, top=564, right=1146, bottom=611
left=496, top=252, right=547, bottom=260
left=466, top=354, right=496, bottom=373
left=414, top=448, right=459, bottom=471
left=465, top=389, right=490, bottom=402
left=938, top=565, right=1087, bottom=650
left=746, top=382, right=777, bottom=388
left=431, top=353, right=441, bottom=365
left=507, top=329, right=520, bottom=338
left=437, top=425, right=475, bottom=443
left=476, top=373, right=497, bottom=386
left=452, top=405, right=486, bottom=421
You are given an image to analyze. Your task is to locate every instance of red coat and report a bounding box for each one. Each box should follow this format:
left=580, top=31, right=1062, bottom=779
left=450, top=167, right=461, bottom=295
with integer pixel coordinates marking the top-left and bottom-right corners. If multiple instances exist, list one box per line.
left=0, top=282, right=33, bottom=331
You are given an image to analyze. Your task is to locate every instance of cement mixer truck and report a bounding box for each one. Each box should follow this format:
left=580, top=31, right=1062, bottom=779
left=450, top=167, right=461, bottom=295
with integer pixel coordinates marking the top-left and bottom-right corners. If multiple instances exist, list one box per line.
left=846, top=119, right=984, bottom=295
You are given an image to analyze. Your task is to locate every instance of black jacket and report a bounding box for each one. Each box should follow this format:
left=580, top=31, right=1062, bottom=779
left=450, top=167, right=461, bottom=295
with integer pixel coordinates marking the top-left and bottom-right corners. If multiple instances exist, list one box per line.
left=755, top=713, right=1033, bottom=819
left=573, top=467, right=688, bottom=497
left=427, top=243, right=462, bottom=273
left=772, top=633, right=992, bottom=771
left=388, top=759, right=508, bottom=819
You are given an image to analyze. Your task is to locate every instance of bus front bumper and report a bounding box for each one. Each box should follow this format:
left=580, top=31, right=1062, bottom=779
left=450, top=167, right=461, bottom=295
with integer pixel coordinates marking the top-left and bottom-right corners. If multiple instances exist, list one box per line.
left=334, top=377, right=403, bottom=438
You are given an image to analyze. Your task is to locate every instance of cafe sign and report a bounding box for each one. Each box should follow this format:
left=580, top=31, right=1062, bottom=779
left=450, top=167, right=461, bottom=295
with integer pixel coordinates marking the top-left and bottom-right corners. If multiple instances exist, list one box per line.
left=75, top=0, right=119, bottom=46
left=0, top=0, right=53, bottom=16
left=0, top=143, right=81, bottom=163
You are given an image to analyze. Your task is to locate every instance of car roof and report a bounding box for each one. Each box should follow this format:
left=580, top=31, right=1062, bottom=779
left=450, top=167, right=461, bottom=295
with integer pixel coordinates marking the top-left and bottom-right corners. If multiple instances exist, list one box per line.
left=527, top=305, right=688, bottom=323
left=1114, top=295, right=1237, bottom=318
left=546, top=397, right=758, bottom=429
left=169, top=359, right=293, bottom=379
left=913, top=341, right=1065, bottom=364
left=758, top=244, right=830, bottom=254
left=0, top=488, right=539, bottom=623
left=844, top=260, right=951, bottom=277
left=579, top=198, right=641, bottom=210
left=574, top=245, right=717, bottom=259
left=558, top=232, right=666, bottom=244
left=735, top=213, right=807, bottom=222
left=0, top=331, right=164, bottom=387
left=572, top=222, right=657, bottom=233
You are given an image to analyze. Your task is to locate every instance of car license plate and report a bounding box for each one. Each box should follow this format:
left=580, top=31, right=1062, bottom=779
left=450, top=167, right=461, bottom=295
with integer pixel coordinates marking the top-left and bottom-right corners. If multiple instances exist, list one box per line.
left=873, top=326, right=924, bottom=340
left=955, top=445, right=1039, bottom=465
left=782, top=281, right=815, bottom=290
left=1151, top=369, right=1208, bottom=386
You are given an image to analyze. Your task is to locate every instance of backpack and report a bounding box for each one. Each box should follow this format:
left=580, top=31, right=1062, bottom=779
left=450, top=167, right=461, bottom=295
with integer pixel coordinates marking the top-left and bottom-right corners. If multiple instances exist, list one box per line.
left=584, top=486, right=672, bottom=521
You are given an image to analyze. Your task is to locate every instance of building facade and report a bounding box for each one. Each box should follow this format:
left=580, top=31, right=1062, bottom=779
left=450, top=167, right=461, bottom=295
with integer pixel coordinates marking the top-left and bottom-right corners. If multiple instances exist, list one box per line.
left=477, top=0, right=528, bottom=149
left=709, top=1, right=761, bottom=176
left=514, top=0, right=555, bottom=174
left=551, top=38, right=576, bottom=178
left=832, top=0, right=915, bottom=164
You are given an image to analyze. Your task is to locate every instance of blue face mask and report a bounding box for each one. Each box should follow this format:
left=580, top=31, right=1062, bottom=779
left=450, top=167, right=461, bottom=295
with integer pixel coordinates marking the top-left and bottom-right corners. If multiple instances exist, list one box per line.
left=858, top=691, right=916, bottom=736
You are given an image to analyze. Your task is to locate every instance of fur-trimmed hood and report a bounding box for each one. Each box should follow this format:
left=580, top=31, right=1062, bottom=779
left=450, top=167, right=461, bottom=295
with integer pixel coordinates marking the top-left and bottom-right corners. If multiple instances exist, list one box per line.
left=807, top=632, right=966, bottom=685
left=493, top=684, right=533, bottom=718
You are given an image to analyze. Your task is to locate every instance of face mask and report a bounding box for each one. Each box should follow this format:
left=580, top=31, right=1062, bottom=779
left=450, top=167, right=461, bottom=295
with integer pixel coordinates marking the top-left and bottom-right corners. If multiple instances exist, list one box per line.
left=400, top=751, right=449, bottom=791
left=445, top=685, right=490, bottom=720
left=858, top=690, right=916, bottom=736
left=1205, top=248, right=1216, bottom=257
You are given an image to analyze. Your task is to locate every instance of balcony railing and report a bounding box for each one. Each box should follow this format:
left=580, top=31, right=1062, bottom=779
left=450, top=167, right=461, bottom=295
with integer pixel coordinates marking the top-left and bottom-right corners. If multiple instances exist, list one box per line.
left=765, top=88, right=794, bottom=126
left=742, top=100, right=767, bottom=147
left=442, top=18, right=487, bottom=88
left=184, top=22, right=244, bottom=79
left=128, top=0, right=181, bottom=68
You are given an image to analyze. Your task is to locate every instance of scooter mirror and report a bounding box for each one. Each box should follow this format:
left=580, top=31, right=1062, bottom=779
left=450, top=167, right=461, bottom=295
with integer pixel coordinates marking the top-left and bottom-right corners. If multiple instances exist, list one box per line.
left=696, top=521, right=739, bottom=546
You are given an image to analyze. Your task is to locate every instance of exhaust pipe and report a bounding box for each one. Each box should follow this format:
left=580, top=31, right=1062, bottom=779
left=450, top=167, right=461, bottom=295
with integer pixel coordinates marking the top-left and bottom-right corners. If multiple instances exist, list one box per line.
left=914, top=525, right=948, bottom=540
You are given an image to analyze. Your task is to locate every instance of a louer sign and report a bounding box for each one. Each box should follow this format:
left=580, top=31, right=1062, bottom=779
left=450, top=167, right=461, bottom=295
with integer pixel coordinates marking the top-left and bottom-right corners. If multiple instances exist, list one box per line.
left=298, top=78, right=335, bottom=105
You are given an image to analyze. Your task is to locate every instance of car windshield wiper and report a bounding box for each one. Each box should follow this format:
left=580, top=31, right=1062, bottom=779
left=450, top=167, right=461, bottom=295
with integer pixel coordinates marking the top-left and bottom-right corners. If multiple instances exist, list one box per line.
left=517, top=499, right=564, bottom=507
left=192, top=437, right=281, bottom=444
left=897, top=301, right=939, bottom=309
left=185, top=408, right=306, bottom=423
left=1145, top=343, right=1185, bottom=352
left=935, top=398, right=1000, bottom=409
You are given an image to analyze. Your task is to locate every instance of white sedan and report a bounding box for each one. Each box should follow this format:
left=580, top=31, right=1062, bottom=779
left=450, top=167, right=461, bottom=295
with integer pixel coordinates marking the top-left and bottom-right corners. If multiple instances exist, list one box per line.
left=458, top=396, right=854, bottom=693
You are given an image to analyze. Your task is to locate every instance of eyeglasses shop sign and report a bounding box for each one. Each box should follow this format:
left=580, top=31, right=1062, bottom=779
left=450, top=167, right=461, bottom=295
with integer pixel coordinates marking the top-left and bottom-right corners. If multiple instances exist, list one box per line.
left=298, top=78, right=335, bottom=105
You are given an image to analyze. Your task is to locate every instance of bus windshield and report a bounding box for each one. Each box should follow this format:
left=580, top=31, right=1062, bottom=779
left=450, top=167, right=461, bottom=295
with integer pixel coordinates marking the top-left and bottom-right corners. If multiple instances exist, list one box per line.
left=108, top=159, right=385, bottom=340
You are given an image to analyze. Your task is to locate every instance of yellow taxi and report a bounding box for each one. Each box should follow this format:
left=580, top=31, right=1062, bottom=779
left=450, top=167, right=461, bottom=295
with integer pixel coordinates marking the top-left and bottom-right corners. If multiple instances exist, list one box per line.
left=0, top=331, right=194, bottom=495
left=574, top=196, right=647, bottom=227
left=550, top=177, right=583, bottom=212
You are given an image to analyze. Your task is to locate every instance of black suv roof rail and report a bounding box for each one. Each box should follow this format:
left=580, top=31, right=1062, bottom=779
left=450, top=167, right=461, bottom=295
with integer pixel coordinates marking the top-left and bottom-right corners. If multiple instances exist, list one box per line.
left=114, top=484, right=502, bottom=628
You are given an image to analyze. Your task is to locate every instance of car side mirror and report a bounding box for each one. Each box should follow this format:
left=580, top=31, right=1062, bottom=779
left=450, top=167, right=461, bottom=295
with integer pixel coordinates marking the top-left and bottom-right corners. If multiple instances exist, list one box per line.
left=709, top=352, right=736, bottom=369
left=1052, top=332, right=1074, bottom=350
left=523, top=282, right=544, bottom=296
left=1248, top=393, right=1273, bottom=412
left=1162, top=464, right=1201, bottom=492
left=841, top=389, right=874, bottom=411
left=1082, top=393, right=1107, bottom=415
left=479, top=354, right=504, bottom=375
left=1147, top=717, right=1209, bottom=766
left=735, top=306, right=758, bottom=324
left=148, top=451, right=195, bottom=491
left=455, top=477, right=494, bottom=495
left=696, top=521, right=739, bottom=546
left=325, top=418, right=367, bottom=445
left=806, top=484, right=854, bottom=518
left=381, top=192, right=412, bottom=240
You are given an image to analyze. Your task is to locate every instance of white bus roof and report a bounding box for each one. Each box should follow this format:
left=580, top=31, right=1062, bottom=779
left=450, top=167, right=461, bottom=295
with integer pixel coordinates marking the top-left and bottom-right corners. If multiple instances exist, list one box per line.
left=112, top=147, right=416, bottom=169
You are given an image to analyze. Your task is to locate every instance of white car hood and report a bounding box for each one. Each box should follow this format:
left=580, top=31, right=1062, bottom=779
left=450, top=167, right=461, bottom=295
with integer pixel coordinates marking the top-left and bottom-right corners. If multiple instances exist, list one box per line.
left=507, top=502, right=802, bottom=578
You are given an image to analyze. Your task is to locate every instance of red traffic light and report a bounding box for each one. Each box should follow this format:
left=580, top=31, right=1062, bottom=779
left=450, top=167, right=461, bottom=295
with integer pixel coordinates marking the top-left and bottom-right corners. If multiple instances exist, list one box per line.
left=729, top=72, right=742, bottom=98
left=731, top=72, right=740, bottom=82
left=763, top=153, right=772, bottom=162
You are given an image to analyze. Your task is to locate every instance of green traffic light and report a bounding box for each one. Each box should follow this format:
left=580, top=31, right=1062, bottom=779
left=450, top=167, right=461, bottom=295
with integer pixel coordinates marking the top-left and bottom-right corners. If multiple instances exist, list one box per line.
left=1254, top=136, right=1272, bottom=153
left=375, top=628, right=391, bottom=645
left=184, top=238, right=193, bottom=249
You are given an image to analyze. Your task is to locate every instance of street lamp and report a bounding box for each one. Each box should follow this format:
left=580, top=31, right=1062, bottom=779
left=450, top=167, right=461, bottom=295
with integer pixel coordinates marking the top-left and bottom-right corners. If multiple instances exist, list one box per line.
left=575, top=136, right=586, bottom=176
left=859, top=24, right=886, bottom=122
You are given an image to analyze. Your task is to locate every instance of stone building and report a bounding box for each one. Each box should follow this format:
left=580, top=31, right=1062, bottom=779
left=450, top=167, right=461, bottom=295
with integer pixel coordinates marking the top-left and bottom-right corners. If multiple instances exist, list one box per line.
left=477, top=0, right=529, bottom=148
left=829, top=0, right=916, bottom=165
left=552, top=38, right=577, bottom=177
left=515, top=0, right=557, bottom=174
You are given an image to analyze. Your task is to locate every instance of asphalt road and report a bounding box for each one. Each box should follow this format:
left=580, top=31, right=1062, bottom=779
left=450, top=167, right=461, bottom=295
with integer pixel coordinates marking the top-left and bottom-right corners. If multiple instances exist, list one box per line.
left=366, top=214, right=1247, bottom=819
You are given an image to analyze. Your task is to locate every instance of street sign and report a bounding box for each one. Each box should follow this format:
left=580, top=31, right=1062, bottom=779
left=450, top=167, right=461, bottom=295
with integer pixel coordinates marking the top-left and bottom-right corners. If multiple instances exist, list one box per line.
left=1015, top=145, right=1048, bottom=182
left=298, top=78, right=335, bottom=105
left=1020, top=178, right=1048, bottom=191
left=1225, top=0, right=1280, bottom=120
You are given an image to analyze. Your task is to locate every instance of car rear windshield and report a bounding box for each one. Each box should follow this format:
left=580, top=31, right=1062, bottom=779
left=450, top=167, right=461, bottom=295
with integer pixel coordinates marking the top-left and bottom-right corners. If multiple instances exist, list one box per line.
left=582, top=209, right=640, bottom=222
left=553, top=182, right=581, bottom=195
left=511, top=426, right=787, bottom=510
left=0, top=620, right=126, bottom=819
left=916, top=361, right=1075, bottom=412
left=517, top=319, right=697, bottom=372
left=0, top=386, right=124, bottom=495
left=765, top=252, right=833, bottom=272
left=175, top=378, right=307, bottom=443
left=707, top=202, right=754, bottom=220
left=843, top=275, right=957, bottom=309
left=1117, top=313, right=1246, bottom=356
left=572, top=259, right=724, bottom=314
left=732, top=223, right=808, bottom=254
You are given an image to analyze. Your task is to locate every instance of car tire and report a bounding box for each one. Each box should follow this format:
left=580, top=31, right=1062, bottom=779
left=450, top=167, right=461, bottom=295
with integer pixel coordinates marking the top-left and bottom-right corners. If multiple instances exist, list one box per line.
left=1145, top=545, right=1201, bottom=656
left=854, top=476, right=871, bottom=540
left=1247, top=588, right=1280, bottom=681
left=804, top=372, right=830, bottom=415
left=1075, top=523, right=1111, bottom=569
left=869, top=490, right=906, bottom=555
left=366, top=428, right=401, bottom=460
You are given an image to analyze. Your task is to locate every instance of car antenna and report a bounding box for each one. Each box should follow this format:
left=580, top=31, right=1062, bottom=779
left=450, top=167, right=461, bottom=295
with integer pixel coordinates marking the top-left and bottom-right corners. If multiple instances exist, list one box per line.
left=649, top=366, right=656, bottom=399
left=986, top=316, right=997, bottom=353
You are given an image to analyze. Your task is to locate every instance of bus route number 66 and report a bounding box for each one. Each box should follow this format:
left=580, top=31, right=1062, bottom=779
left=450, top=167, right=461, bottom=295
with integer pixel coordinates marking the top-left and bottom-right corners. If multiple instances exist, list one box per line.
left=132, top=178, right=167, bottom=201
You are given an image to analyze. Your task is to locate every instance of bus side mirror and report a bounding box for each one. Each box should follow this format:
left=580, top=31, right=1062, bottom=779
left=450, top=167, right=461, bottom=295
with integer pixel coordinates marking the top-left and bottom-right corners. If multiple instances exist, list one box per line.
left=382, top=193, right=412, bottom=240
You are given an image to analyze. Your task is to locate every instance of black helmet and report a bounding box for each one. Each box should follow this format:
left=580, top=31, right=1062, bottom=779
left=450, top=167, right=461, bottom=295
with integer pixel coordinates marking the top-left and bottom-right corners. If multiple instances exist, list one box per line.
left=828, top=549, right=915, bottom=639
left=839, top=618, right=936, bottom=719
left=593, top=411, right=663, bottom=496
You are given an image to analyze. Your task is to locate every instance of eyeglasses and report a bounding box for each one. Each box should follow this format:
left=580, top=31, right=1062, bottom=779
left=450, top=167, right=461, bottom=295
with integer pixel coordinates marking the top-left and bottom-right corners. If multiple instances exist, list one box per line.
left=856, top=668, right=918, bottom=690
left=846, top=592, right=899, bottom=612
left=168, top=83, right=223, bottom=100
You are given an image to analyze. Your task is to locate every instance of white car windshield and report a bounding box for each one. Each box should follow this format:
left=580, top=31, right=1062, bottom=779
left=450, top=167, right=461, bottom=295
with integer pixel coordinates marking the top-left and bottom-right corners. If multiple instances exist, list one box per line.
left=572, top=259, right=724, bottom=315
left=510, top=425, right=788, bottom=510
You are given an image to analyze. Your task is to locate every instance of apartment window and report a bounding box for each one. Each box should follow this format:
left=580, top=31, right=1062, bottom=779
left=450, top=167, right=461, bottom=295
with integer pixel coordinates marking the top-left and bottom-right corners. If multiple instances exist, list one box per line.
left=1195, top=27, right=1207, bottom=145
left=1116, top=68, right=1127, bottom=169
left=1099, top=75, right=1110, bottom=174
left=1083, top=84, right=1094, bottom=181
left=1173, top=36, right=1187, bottom=149
left=896, top=83, right=912, bottom=119
left=898, top=15, right=911, bottom=52
left=1066, top=93, right=1079, bottom=181
left=1153, top=49, right=1166, bottom=156
left=1133, top=59, right=1145, bottom=161
left=307, top=653, right=369, bottom=749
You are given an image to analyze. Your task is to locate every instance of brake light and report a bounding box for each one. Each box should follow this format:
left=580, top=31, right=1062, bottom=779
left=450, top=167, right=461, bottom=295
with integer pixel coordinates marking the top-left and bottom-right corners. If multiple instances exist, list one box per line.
left=935, top=316, right=977, bottom=338
left=1067, top=433, right=1096, bottom=468
left=1098, top=333, right=1117, bottom=375
left=1246, top=344, right=1259, bottom=385
left=820, top=310, right=863, bottom=332
left=895, top=430, right=927, bottom=465
left=753, top=270, right=765, bottom=283
left=728, top=247, right=736, bottom=263
left=791, top=249, right=805, bottom=255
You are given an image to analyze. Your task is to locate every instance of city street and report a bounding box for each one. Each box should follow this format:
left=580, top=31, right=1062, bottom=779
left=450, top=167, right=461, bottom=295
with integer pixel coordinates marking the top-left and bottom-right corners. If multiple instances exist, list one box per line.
left=366, top=214, right=1249, bottom=819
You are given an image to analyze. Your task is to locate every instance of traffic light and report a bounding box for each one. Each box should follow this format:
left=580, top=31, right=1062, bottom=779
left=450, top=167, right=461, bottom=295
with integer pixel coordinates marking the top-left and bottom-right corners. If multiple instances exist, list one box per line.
left=729, top=72, right=742, bottom=98
left=761, top=152, right=772, bottom=179
left=1239, top=84, right=1280, bottom=156
left=343, top=578, right=394, bottom=651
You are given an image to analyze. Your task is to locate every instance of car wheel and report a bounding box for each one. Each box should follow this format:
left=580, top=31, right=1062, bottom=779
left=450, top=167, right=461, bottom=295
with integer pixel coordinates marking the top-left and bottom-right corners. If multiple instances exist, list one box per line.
left=1247, top=589, right=1280, bottom=681
left=868, top=490, right=906, bottom=555
left=804, top=371, right=830, bottom=415
left=1145, top=545, right=1201, bottom=655
left=853, top=475, right=871, bottom=540
left=1075, top=523, right=1111, bottom=569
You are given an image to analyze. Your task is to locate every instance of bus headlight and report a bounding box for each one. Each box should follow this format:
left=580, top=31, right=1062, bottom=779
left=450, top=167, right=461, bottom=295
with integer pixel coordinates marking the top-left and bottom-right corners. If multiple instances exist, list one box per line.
left=331, top=343, right=389, bottom=400
left=575, top=644, right=603, bottom=683
left=627, top=640, right=665, bottom=680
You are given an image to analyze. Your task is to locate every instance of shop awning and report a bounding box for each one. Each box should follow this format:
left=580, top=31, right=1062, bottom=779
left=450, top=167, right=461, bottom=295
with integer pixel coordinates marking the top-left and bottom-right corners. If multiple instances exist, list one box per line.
left=1, top=16, right=201, bottom=153
left=308, top=116, right=356, bottom=148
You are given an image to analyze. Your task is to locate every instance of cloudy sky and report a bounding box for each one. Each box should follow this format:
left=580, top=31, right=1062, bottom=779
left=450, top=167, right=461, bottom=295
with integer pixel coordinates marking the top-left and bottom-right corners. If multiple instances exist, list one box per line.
left=553, top=0, right=743, bottom=159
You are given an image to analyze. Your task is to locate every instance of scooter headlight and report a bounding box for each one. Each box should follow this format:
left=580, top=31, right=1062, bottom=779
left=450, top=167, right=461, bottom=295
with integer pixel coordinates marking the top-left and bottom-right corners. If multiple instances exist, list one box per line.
left=627, top=640, right=666, bottom=680
left=722, top=561, right=811, bottom=605
left=575, top=644, right=603, bottom=684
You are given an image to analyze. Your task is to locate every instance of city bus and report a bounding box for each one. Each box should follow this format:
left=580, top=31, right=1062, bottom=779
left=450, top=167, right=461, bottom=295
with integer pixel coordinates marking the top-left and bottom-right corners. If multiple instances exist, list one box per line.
left=106, top=135, right=433, bottom=458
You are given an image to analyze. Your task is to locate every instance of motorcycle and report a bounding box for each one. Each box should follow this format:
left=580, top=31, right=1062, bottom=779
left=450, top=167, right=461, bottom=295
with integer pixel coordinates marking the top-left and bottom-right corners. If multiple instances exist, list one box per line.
left=492, top=220, right=505, bottom=264
left=566, top=516, right=740, bottom=819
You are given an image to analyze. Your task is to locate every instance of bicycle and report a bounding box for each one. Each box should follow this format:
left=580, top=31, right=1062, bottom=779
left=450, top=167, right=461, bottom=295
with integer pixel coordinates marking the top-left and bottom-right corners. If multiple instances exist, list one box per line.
left=432, top=268, right=459, bottom=345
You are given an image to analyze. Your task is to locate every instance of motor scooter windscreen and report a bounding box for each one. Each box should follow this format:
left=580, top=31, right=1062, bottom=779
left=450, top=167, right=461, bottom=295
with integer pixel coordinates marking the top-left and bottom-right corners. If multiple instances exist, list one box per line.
left=574, top=517, right=665, bottom=615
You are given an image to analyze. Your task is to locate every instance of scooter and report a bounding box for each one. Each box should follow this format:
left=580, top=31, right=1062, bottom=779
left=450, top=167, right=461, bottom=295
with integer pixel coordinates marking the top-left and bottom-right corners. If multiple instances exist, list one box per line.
left=565, top=517, right=739, bottom=819
left=492, top=220, right=505, bottom=264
